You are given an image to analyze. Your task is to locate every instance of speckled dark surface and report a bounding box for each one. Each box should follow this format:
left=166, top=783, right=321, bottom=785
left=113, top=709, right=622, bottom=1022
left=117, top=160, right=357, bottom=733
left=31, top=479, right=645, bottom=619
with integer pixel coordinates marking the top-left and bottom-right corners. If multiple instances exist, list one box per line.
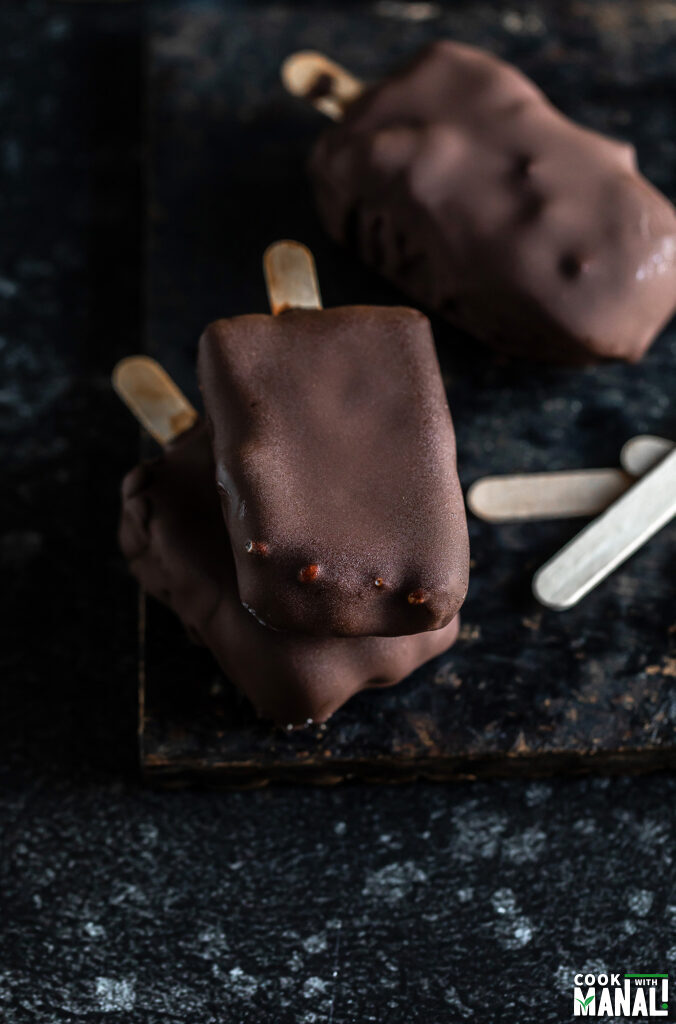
left=144, top=0, right=675, bottom=781
left=1, top=3, right=675, bottom=1022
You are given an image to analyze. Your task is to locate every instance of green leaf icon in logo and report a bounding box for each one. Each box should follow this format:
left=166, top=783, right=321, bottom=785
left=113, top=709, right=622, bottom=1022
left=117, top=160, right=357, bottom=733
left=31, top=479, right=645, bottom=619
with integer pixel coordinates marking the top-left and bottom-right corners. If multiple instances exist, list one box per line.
left=576, top=996, right=595, bottom=1008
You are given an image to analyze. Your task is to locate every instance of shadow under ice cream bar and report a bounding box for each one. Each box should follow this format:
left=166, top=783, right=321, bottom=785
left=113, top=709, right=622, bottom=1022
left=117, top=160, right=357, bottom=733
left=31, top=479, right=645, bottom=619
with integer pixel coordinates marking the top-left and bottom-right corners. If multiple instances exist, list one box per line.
left=284, top=42, right=676, bottom=363
left=114, top=358, right=460, bottom=726
left=198, top=241, right=469, bottom=638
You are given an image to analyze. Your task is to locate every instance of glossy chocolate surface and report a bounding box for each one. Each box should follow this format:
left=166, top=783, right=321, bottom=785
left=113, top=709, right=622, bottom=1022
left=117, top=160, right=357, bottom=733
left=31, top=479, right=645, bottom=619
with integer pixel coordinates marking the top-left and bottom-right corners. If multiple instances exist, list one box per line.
left=310, top=41, right=676, bottom=363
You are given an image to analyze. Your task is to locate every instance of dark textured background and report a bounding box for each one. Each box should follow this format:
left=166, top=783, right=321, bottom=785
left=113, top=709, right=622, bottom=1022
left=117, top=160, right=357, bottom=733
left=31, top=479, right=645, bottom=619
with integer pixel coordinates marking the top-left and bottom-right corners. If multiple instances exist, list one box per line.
left=0, top=2, right=674, bottom=1022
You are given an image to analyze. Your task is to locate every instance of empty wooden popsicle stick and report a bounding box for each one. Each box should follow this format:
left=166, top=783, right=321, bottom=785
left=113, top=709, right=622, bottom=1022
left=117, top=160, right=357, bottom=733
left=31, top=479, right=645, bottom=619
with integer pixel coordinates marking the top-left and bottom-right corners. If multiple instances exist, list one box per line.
left=532, top=447, right=676, bottom=610
left=281, top=51, right=363, bottom=121
left=112, top=356, right=198, bottom=445
left=263, top=240, right=322, bottom=314
left=620, top=434, right=674, bottom=477
left=466, top=468, right=632, bottom=523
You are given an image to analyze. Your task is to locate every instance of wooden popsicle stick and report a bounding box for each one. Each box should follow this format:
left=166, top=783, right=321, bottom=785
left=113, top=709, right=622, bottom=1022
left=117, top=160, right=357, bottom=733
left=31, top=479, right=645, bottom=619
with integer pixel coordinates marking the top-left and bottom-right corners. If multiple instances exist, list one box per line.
left=263, top=240, right=323, bottom=314
left=532, top=447, right=676, bottom=610
left=281, top=51, right=363, bottom=121
left=466, top=469, right=632, bottom=523
left=112, top=356, right=198, bottom=445
left=620, top=434, right=674, bottom=477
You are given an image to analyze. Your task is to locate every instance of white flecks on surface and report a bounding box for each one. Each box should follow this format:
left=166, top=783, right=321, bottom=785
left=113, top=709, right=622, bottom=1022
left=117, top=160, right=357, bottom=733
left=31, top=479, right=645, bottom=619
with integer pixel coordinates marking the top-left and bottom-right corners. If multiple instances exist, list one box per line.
left=137, top=822, right=159, bottom=846
left=572, top=817, right=596, bottom=836
left=444, top=984, right=474, bottom=1015
left=94, top=977, right=136, bottom=1012
left=197, top=925, right=229, bottom=960
left=627, top=888, right=654, bottom=917
left=226, top=966, right=259, bottom=1000
left=524, top=782, right=552, bottom=806
left=502, top=826, right=547, bottom=863
left=554, top=964, right=575, bottom=989
left=362, top=861, right=428, bottom=905
left=491, top=888, right=534, bottom=950
left=302, top=933, right=328, bottom=955
left=302, top=976, right=329, bottom=998
left=108, top=882, right=147, bottom=907
left=450, top=808, right=508, bottom=862
left=287, top=951, right=304, bottom=974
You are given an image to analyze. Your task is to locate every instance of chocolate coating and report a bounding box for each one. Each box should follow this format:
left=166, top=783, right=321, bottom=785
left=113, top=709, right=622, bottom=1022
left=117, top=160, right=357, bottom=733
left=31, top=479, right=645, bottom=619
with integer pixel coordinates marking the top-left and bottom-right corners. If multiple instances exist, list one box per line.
left=198, top=305, right=469, bottom=637
left=310, top=40, right=676, bottom=363
left=118, top=424, right=460, bottom=725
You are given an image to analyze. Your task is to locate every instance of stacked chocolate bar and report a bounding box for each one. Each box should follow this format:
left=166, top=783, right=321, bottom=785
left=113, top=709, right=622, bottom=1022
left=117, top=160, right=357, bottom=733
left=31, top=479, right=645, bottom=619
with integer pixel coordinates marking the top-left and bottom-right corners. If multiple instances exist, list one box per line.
left=120, top=300, right=468, bottom=725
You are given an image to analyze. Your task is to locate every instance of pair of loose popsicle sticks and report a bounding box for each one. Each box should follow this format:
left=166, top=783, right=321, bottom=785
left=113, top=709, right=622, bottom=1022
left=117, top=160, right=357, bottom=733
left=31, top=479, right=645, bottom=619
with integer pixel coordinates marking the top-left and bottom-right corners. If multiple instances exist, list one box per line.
left=467, top=435, right=674, bottom=523
left=114, top=241, right=322, bottom=441
left=468, top=434, right=676, bottom=609
left=281, top=52, right=363, bottom=122
left=533, top=446, right=676, bottom=610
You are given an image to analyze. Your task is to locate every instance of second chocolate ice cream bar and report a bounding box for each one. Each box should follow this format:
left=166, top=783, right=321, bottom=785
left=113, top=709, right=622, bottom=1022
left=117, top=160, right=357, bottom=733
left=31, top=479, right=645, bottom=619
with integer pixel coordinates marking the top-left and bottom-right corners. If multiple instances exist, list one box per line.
left=198, top=304, right=469, bottom=638
left=309, top=41, right=676, bottom=363
left=119, top=423, right=460, bottom=726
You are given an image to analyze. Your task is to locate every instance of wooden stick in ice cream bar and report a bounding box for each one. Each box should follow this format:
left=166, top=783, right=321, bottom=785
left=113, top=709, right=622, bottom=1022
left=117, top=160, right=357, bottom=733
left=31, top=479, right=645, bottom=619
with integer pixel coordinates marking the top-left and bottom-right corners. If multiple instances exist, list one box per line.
left=532, top=447, right=676, bottom=610
left=115, top=242, right=323, bottom=440
left=112, top=356, right=198, bottom=445
left=281, top=52, right=363, bottom=122
left=263, top=240, right=323, bottom=314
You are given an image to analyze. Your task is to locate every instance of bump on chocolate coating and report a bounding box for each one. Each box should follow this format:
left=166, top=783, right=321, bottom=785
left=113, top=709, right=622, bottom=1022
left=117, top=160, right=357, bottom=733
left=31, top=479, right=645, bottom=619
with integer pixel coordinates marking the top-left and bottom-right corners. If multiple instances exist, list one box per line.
left=118, top=424, right=460, bottom=725
left=197, top=306, right=469, bottom=638
left=310, top=40, right=676, bottom=363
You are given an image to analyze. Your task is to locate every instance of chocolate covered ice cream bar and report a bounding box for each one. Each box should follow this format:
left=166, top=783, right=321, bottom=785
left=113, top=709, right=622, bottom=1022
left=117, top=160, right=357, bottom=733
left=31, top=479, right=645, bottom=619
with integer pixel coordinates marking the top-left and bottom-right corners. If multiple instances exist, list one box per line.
left=198, top=301, right=469, bottom=638
left=305, top=41, right=676, bottom=363
left=119, top=423, right=460, bottom=726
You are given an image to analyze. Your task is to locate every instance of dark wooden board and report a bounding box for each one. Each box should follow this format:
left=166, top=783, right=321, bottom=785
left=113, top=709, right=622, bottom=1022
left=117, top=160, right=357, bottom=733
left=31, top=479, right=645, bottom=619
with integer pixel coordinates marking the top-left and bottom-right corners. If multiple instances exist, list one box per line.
left=142, top=0, right=676, bottom=784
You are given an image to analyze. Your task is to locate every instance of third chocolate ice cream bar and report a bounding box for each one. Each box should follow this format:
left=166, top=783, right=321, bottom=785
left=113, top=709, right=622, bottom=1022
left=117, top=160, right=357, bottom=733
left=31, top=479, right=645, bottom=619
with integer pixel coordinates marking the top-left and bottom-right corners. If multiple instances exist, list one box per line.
left=198, top=304, right=469, bottom=638
left=309, top=41, right=676, bottom=363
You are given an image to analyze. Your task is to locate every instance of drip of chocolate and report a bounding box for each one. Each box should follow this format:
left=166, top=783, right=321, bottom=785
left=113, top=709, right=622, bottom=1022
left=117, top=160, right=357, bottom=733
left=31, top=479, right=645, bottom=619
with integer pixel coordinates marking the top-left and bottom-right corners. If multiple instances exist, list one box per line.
left=197, top=305, right=469, bottom=638
left=310, top=40, right=676, bottom=363
left=119, top=424, right=460, bottom=725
